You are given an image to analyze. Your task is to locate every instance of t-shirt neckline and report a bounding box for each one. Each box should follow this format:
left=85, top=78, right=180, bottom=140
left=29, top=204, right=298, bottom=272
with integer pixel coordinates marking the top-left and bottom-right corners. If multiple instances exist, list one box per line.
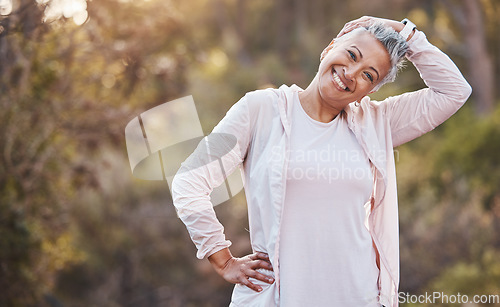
left=295, top=91, right=340, bottom=127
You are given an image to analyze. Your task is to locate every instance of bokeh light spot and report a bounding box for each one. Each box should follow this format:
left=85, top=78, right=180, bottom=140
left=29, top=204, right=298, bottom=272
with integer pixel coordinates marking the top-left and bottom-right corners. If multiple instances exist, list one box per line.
left=0, top=0, right=13, bottom=15
left=101, top=74, right=116, bottom=89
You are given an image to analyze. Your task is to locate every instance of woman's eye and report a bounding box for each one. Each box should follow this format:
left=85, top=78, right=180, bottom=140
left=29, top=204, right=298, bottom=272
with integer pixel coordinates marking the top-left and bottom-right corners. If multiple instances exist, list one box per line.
left=348, top=50, right=356, bottom=61
left=364, top=72, right=373, bottom=82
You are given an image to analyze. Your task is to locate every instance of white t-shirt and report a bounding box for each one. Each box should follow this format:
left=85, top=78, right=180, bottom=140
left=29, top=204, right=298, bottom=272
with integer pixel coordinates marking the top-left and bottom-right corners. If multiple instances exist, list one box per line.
left=279, top=96, right=380, bottom=306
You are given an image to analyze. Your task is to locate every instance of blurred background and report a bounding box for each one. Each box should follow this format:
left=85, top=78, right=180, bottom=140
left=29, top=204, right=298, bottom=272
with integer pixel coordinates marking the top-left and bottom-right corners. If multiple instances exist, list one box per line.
left=1, top=0, right=499, bottom=306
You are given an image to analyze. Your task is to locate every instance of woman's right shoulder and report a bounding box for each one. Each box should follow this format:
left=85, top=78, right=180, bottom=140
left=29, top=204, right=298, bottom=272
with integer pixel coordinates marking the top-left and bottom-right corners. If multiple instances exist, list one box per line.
left=243, top=87, right=281, bottom=115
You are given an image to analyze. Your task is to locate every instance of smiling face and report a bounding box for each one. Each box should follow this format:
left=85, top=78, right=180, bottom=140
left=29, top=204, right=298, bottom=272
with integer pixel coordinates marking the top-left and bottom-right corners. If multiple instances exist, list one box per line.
left=317, top=30, right=392, bottom=111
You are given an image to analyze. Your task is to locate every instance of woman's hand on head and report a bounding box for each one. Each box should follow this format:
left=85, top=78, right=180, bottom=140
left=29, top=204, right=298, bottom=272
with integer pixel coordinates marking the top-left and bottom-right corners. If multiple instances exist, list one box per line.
left=208, top=249, right=274, bottom=292
left=337, top=16, right=405, bottom=38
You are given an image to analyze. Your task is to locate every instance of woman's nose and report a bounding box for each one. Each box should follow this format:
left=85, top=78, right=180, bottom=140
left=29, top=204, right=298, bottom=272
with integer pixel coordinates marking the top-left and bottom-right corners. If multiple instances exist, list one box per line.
left=344, top=69, right=353, bottom=81
left=344, top=66, right=357, bottom=82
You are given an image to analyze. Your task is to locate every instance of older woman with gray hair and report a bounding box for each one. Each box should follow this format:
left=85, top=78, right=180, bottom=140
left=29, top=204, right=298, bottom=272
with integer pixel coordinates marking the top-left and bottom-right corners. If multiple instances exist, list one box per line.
left=172, top=16, right=472, bottom=306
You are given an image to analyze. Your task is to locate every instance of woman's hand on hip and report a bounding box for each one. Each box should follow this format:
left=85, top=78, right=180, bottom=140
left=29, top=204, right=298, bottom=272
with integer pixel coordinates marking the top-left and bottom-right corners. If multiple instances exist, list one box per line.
left=208, top=249, right=274, bottom=292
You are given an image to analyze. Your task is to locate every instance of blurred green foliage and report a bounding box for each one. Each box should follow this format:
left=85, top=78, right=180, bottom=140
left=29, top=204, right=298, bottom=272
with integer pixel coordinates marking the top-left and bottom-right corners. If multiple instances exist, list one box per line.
left=396, top=104, right=500, bottom=303
left=0, top=0, right=499, bottom=306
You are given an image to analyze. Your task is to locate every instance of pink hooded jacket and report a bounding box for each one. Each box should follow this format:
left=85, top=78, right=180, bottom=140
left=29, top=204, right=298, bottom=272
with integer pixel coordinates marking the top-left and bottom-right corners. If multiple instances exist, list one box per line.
left=171, top=30, right=472, bottom=307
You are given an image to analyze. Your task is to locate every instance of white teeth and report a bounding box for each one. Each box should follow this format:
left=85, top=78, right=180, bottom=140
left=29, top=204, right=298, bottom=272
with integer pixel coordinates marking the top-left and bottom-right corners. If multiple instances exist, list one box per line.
left=332, top=71, right=347, bottom=90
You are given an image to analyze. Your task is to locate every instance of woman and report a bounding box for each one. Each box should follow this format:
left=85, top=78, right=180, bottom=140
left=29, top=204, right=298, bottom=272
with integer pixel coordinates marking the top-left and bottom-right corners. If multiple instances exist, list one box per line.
left=172, top=16, right=472, bottom=307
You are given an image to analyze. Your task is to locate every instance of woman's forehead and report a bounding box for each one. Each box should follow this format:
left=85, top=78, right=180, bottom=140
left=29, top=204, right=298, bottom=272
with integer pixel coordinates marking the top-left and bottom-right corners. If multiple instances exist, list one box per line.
left=337, top=30, right=391, bottom=76
left=340, top=31, right=389, bottom=56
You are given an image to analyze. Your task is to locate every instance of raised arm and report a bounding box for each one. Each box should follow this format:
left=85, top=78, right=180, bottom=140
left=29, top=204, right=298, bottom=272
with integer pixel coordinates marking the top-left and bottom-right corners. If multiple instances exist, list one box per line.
left=381, top=27, right=472, bottom=147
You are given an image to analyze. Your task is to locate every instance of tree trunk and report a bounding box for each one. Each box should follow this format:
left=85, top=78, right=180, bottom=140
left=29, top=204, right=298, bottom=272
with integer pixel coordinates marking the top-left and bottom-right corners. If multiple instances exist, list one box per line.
left=462, top=0, right=494, bottom=114
left=276, top=0, right=293, bottom=64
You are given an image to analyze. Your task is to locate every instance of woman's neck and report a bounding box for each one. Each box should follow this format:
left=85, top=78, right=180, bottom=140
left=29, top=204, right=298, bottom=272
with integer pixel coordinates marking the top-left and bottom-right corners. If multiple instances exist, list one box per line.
left=298, top=78, right=341, bottom=123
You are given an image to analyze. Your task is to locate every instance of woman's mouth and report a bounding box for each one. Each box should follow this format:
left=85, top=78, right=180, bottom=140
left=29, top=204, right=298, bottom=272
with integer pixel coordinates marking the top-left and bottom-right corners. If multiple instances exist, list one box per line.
left=331, top=68, right=349, bottom=91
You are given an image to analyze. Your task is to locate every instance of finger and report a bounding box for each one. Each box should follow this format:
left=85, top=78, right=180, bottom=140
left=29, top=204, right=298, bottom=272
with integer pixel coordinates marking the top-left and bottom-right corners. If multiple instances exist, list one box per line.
left=337, top=20, right=354, bottom=37
left=250, top=259, right=274, bottom=271
left=337, top=17, right=375, bottom=38
left=246, top=269, right=275, bottom=284
left=336, top=25, right=350, bottom=37
left=248, top=253, right=259, bottom=260
left=239, top=275, right=263, bottom=292
left=249, top=252, right=269, bottom=261
left=256, top=252, right=269, bottom=260
left=337, top=24, right=358, bottom=38
left=337, top=30, right=350, bottom=37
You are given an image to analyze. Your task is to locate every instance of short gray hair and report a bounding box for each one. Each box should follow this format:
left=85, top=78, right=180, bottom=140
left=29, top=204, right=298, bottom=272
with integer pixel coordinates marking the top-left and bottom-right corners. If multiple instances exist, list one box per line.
left=336, top=22, right=408, bottom=91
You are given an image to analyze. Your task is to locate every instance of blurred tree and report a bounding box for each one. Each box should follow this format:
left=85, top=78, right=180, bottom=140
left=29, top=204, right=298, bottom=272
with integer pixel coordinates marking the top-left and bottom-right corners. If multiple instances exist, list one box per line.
left=0, top=0, right=195, bottom=304
left=440, top=0, right=495, bottom=114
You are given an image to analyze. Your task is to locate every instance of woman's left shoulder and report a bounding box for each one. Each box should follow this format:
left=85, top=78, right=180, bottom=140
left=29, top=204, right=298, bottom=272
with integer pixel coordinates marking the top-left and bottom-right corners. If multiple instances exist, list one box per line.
left=345, top=96, right=390, bottom=125
left=355, top=96, right=387, bottom=114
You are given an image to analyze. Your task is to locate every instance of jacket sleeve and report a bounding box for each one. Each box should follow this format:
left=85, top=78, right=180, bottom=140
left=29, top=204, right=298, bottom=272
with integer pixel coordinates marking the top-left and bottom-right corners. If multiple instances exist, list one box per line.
left=171, top=93, right=253, bottom=259
left=379, top=30, right=472, bottom=147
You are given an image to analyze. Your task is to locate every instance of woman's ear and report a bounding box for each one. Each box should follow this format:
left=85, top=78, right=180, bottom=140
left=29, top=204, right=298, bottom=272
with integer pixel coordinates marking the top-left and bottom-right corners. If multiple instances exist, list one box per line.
left=320, top=39, right=335, bottom=62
